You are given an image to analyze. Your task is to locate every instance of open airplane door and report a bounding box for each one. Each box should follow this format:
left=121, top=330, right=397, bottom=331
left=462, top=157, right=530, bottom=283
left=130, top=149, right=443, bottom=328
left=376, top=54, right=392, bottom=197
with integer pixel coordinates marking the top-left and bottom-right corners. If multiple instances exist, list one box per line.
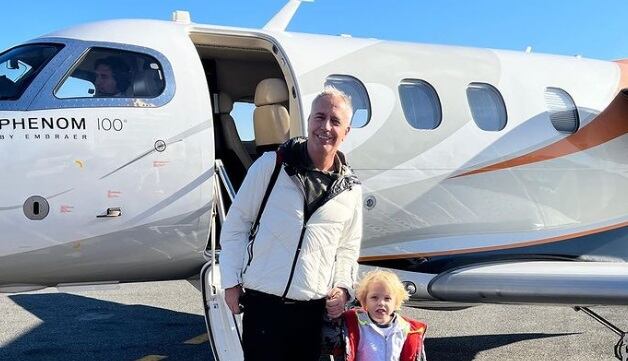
left=201, top=166, right=244, bottom=361
left=201, top=262, right=243, bottom=361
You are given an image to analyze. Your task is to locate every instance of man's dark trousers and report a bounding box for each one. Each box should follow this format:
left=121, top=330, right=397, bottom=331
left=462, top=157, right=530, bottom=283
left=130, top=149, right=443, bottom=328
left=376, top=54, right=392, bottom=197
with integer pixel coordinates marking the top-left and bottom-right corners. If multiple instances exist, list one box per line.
left=241, top=289, right=325, bottom=361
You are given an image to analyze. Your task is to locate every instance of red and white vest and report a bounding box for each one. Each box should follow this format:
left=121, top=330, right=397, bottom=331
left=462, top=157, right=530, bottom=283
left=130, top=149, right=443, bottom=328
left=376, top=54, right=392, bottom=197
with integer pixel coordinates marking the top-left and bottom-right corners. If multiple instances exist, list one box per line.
left=342, top=308, right=427, bottom=361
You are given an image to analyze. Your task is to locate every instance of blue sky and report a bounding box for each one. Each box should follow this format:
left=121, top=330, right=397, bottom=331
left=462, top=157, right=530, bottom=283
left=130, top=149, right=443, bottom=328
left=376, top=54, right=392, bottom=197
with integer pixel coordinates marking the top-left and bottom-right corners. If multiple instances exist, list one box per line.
left=2, top=0, right=628, bottom=60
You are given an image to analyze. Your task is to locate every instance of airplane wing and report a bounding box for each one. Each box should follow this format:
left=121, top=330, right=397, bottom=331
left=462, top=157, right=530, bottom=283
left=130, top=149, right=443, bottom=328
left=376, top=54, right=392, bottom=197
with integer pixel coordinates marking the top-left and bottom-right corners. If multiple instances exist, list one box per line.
left=426, top=261, right=628, bottom=306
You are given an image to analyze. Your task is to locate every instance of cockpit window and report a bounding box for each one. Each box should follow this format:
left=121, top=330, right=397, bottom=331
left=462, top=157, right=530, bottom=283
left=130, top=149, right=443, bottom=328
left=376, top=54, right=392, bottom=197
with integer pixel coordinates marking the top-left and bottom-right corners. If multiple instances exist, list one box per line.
left=0, top=44, right=63, bottom=100
left=55, top=47, right=165, bottom=99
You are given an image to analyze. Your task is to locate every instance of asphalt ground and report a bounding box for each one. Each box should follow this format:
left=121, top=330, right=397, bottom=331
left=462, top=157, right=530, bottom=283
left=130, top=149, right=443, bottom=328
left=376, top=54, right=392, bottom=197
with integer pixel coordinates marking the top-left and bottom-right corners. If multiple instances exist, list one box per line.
left=0, top=280, right=626, bottom=361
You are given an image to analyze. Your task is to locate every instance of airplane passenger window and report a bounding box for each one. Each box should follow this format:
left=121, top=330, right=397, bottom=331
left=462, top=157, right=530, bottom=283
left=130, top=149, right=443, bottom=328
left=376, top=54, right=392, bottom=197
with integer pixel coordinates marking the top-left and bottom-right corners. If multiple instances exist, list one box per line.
left=466, top=82, right=507, bottom=131
left=325, top=75, right=371, bottom=128
left=544, top=87, right=580, bottom=134
left=55, top=48, right=165, bottom=99
left=0, top=44, right=63, bottom=100
left=232, top=101, right=255, bottom=141
left=399, top=79, right=442, bottom=130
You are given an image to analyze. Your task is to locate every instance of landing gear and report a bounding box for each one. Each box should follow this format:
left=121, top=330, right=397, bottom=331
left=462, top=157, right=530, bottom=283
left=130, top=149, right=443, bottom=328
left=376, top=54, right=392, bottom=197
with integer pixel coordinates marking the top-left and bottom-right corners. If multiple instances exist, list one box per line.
left=574, top=306, right=627, bottom=361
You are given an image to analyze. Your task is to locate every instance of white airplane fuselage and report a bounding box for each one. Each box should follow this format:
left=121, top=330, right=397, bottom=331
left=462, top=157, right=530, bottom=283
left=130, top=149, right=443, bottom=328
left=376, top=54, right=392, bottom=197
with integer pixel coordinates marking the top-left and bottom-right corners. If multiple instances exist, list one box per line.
left=0, top=18, right=627, bottom=305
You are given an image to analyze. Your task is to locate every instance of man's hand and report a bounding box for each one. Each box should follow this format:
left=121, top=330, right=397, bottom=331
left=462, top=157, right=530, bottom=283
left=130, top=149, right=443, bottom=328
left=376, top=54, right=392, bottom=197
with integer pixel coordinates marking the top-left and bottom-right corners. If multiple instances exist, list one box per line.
left=326, top=287, right=348, bottom=319
left=225, top=285, right=243, bottom=314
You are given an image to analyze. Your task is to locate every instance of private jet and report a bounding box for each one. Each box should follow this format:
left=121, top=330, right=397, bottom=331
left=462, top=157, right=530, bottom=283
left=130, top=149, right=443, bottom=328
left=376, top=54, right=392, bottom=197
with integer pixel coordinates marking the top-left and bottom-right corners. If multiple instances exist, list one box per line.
left=0, top=1, right=626, bottom=359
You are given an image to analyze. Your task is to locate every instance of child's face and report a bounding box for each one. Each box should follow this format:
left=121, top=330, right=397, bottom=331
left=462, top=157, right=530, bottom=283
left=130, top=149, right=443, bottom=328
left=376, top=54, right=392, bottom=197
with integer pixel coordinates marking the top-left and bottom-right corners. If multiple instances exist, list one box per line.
left=364, top=281, right=396, bottom=325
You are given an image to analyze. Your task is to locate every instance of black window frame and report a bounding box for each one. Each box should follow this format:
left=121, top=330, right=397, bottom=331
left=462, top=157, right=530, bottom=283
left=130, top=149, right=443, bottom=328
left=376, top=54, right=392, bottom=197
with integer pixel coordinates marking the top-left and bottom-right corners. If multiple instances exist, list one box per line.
left=544, top=87, right=580, bottom=134
left=324, top=74, right=372, bottom=128
left=398, top=79, right=443, bottom=130
left=466, top=82, right=508, bottom=132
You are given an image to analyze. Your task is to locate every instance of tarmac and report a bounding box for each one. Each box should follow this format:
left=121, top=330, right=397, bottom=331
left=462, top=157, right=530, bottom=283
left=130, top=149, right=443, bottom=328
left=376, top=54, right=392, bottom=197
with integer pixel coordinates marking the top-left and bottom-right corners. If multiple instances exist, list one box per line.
left=0, top=280, right=625, bottom=360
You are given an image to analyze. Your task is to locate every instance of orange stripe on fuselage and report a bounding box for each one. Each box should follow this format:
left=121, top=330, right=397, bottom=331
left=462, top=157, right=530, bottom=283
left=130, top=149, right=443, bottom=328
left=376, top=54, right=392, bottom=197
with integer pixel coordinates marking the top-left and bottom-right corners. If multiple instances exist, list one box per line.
left=452, top=62, right=628, bottom=179
left=358, top=220, right=628, bottom=262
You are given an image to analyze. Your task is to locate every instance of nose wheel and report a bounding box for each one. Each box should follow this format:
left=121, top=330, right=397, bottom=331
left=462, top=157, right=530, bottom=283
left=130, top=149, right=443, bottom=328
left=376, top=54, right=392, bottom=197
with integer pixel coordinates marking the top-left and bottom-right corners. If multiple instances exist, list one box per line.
left=574, top=306, right=627, bottom=361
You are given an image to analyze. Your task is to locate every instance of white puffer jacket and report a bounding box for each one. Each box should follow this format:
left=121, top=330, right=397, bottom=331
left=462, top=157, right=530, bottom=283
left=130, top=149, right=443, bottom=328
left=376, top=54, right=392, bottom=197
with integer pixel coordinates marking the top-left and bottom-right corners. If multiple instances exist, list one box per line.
left=220, top=150, right=363, bottom=300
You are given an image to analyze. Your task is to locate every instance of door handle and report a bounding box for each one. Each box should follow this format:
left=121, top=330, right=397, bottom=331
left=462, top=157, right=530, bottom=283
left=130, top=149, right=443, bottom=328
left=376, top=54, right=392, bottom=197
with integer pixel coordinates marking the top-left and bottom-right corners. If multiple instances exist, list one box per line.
left=97, top=207, right=122, bottom=218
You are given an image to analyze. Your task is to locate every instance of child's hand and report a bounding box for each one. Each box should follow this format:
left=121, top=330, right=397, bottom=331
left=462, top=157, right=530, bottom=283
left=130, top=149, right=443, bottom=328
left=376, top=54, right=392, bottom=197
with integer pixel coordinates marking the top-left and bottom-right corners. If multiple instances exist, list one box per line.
left=326, top=287, right=348, bottom=319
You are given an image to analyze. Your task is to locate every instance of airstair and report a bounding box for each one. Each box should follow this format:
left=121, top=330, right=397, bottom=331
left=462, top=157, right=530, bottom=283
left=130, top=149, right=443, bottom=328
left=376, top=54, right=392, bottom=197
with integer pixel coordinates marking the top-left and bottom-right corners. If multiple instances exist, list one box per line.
left=201, top=160, right=244, bottom=361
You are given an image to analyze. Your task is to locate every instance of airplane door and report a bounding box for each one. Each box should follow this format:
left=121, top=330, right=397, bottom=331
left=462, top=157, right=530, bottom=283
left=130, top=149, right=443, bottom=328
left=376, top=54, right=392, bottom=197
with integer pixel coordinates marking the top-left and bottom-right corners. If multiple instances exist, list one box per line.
left=201, top=262, right=244, bottom=361
left=201, top=167, right=244, bottom=361
left=0, top=32, right=214, bottom=286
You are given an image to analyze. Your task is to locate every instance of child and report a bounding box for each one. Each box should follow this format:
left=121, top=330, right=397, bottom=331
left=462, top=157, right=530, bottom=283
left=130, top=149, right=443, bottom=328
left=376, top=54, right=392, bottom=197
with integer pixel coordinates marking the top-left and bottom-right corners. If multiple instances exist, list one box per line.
left=341, top=269, right=427, bottom=361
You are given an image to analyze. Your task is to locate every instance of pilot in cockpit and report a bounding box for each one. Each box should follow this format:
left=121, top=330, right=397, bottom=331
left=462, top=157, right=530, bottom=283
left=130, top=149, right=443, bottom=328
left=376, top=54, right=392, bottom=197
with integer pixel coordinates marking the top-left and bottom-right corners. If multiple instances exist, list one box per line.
left=94, top=56, right=131, bottom=97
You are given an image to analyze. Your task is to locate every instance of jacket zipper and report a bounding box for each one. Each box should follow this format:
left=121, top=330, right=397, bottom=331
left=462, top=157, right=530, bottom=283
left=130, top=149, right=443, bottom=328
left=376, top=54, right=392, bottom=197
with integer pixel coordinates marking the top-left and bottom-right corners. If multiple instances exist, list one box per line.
left=281, top=195, right=308, bottom=299
left=242, top=208, right=263, bottom=275
left=280, top=168, right=357, bottom=299
left=242, top=237, right=254, bottom=275
left=281, top=223, right=307, bottom=299
left=242, top=152, right=283, bottom=276
left=385, top=333, right=390, bottom=361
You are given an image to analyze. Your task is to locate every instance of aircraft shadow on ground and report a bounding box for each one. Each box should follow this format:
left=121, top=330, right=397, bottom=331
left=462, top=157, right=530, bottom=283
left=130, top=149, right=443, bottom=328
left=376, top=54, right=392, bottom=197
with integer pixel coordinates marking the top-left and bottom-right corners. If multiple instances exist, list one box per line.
left=0, top=293, right=211, bottom=361
left=1, top=293, right=579, bottom=361
left=425, top=332, right=577, bottom=361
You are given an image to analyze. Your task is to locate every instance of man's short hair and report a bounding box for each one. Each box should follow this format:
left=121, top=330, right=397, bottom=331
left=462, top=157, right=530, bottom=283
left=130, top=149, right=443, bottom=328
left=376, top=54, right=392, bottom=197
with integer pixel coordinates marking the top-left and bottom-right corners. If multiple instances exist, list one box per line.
left=311, top=86, right=354, bottom=121
left=94, top=56, right=131, bottom=93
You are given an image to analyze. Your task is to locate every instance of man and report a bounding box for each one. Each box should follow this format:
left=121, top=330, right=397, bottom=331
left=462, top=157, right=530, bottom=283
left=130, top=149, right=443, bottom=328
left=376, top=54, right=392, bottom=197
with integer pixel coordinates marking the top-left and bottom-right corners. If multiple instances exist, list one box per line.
left=220, top=87, right=363, bottom=361
left=94, top=56, right=130, bottom=97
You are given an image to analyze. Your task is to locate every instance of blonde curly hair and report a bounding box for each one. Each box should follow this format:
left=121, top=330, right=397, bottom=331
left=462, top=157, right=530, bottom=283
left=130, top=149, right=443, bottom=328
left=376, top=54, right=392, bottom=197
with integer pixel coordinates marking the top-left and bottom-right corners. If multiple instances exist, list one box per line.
left=355, top=269, right=409, bottom=310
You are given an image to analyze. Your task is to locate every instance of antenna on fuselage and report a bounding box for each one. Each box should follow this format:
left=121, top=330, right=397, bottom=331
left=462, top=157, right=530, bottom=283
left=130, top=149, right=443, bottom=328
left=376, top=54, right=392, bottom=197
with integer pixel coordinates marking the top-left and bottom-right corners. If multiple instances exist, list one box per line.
left=172, top=10, right=191, bottom=24
left=263, top=0, right=313, bottom=31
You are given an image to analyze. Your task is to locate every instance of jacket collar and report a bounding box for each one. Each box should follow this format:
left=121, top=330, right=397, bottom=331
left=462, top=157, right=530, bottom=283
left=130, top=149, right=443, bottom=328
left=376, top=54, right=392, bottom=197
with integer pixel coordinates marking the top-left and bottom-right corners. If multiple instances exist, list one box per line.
left=356, top=308, right=411, bottom=336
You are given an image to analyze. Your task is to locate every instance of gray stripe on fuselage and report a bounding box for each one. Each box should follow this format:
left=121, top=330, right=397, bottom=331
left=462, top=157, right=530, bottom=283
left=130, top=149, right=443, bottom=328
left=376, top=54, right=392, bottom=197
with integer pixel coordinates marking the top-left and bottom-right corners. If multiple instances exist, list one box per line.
left=0, top=188, right=74, bottom=211
left=100, top=121, right=210, bottom=180
left=124, top=168, right=214, bottom=226
left=0, top=210, right=209, bottom=286
left=179, top=202, right=213, bottom=225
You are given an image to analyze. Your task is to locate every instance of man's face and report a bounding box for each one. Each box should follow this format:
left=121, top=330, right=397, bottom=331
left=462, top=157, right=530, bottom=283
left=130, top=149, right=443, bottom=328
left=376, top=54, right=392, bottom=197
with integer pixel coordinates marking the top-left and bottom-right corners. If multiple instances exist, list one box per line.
left=307, top=94, right=351, bottom=158
left=94, top=64, right=118, bottom=96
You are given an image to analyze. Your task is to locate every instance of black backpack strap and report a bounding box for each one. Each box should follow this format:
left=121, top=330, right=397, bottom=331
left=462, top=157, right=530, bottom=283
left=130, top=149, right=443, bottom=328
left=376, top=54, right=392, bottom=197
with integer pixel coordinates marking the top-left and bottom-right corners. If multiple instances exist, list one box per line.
left=248, top=150, right=283, bottom=241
